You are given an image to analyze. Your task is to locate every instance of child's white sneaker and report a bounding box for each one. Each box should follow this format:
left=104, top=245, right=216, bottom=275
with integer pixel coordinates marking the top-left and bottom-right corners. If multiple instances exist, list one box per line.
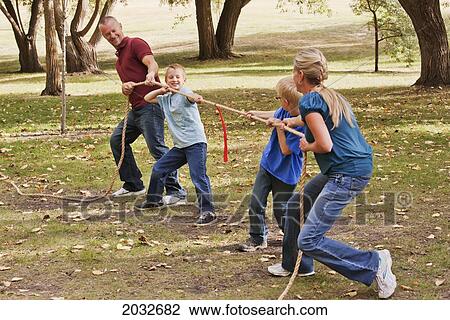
left=268, top=263, right=315, bottom=277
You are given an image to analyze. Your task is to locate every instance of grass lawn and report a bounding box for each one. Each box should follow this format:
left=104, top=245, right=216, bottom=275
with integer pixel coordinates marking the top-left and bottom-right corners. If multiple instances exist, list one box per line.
left=0, top=1, right=449, bottom=300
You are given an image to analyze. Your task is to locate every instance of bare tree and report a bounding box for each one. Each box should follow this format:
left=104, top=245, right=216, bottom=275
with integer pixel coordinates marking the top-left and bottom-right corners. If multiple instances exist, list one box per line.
left=53, top=0, right=118, bottom=74
left=41, top=0, right=61, bottom=95
left=0, top=0, right=44, bottom=72
left=398, top=0, right=450, bottom=86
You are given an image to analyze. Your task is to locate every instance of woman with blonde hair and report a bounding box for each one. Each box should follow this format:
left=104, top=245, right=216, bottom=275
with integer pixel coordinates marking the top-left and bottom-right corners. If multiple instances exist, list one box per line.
left=278, top=48, right=396, bottom=298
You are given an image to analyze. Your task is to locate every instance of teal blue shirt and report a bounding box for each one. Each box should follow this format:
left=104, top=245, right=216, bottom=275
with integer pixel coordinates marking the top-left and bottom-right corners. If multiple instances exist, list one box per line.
left=157, top=87, right=207, bottom=148
left=300, top=92, right=373, bottom=177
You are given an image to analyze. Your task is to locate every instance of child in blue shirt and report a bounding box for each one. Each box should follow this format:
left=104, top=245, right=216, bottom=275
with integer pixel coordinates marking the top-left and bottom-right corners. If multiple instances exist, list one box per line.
left=134, top=64, right=216, bottom=225
left=239, top=77, right=304, bottom=251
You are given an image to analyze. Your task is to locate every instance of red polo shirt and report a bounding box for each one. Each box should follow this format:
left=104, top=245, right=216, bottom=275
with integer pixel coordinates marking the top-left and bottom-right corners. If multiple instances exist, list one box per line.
left=115, top=37, right=161, bottom=109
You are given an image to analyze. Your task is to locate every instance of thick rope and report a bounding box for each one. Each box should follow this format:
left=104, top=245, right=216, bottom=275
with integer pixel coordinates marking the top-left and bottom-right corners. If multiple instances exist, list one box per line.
left=278, top=151, right=307, bottom=300
left=5, top=98, right=131, bottom=203
left=134, top=81, right=305, bottom=139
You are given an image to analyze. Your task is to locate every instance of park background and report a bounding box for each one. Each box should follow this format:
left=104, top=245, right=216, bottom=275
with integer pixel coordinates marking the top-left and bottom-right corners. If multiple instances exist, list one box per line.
left=0, top=0, right=448, bottom=299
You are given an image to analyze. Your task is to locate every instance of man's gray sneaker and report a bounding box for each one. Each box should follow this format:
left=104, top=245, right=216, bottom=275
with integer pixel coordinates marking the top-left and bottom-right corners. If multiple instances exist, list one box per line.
left=238, top=238, right=268, bottom=252
left=375, top=249, right=397, bottom=299
left=111, top=187, right=145, bottom=198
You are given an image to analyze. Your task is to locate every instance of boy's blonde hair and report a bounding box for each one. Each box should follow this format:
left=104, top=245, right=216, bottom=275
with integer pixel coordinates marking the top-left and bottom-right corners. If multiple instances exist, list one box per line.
left=276, top=77, right=302, bottom=106
left=293, top=48, right=354, bottom=128
left=165, top=63, right=187, bottom=79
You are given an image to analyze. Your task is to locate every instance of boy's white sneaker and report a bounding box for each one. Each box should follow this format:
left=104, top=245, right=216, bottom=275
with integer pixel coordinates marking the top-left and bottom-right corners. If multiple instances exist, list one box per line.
left=375, top=249, right=397, bottom=299
left=162, top=195, right=187, bottom=206
left=111, top=187, right=145, bottom=198
left=268, top=263, right=315, bottom=277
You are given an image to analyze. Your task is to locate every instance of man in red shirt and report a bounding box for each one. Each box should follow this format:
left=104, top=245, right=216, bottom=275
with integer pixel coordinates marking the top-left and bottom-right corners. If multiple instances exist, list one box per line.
left=99, top=16, right=185, bottom=202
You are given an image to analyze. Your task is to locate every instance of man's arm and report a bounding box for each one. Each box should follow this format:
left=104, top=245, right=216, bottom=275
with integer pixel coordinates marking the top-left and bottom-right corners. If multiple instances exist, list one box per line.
left=142, top=54, right=159, bottom=85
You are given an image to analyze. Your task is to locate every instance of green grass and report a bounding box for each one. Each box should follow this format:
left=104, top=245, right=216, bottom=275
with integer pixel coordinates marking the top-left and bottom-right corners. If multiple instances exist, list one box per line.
left=0, top=85, right=448, bottom=299
left=0, top=3, right=449, bottom=299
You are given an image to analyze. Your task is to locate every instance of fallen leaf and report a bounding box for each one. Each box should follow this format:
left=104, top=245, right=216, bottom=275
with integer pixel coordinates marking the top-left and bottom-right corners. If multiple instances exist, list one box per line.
left=435, top=279, right=445, bottom=287
left=15, top=239, right=26, bottom=245
left=115, top=231, right=124, bottom=236
left=135, top=229, right=145, bottom=234
left=328, top=270, right=337, bottom=275
left=259, top=258, right=270, bottom=262
left=400, top=285, right=414, bottom=291
left=54, top=188, right=64, bottom=195
left=116, top=243, right=132, bottom=251
left=92, top=270, right=105, bottom=275
left=426, top=234, right=435, bottom=239
left=72, top=244, right=85, bottom=250
left=100, top=244, right=110, bottom=249
left=0, top=266, right=11, bottom=271
left=11, top=277, right=23, bottom=282
left=31, top=227, right=41, bottom=233
left=2, top=281, right=11, bottom=287
left=50, top=297, right=65, bottom=300
left=431, top=213, right=441, bottom=218
left=344, top=290, right=358, bottom=297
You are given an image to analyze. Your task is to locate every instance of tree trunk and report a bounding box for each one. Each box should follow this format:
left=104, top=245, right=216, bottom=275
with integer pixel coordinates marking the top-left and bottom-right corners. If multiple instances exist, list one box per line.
left=53, top=0, right=102, bottom=74
left=66, top=35, right=101, bottom=74
left=372, top=9, right=379, bottom=72
left=17, top=35, right=43, bottom=72
left=41, top=0, right=61, bottom=96
left=398, top=0, right=450, bottom=86
left=216, top=0, right=250, bottom=58
left=0, top=0, right=44, bottom=72
left=195, top=0, right=220, bottom=60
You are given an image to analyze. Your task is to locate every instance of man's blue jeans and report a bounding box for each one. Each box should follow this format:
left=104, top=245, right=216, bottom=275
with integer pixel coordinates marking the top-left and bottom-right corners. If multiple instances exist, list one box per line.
left=147, top=143, right=214, bottom=213
left=248, top=166, right=297, bottom=244
left=295, top=174, right=379, bottom=286
left=110, top=103, right=185, bottom=196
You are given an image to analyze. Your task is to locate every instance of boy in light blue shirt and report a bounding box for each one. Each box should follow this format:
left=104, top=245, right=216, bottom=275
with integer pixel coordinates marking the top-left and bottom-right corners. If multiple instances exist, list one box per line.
left=239, top=77, right=304, bottom=251
left=134, top=64, right=215, bottom=225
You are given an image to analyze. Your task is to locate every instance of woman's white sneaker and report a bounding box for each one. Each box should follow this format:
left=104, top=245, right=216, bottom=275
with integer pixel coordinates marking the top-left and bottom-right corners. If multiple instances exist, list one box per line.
left=375, top=250, right=397, bottom=299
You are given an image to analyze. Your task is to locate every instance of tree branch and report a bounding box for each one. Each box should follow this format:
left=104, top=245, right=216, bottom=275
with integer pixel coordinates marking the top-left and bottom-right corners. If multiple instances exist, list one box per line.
left=0, top=1, right=23, bottom=36
left=28, top=0, right=43, bottom=37
left=378, top=33, right=403, bottom=42
left=70, top=0, right=84, bottom=35
left=79, top=0, right=100, bottom=37
left=15, top=0, right=26, bottom=35
left=89, top=0, right=117, bottom=46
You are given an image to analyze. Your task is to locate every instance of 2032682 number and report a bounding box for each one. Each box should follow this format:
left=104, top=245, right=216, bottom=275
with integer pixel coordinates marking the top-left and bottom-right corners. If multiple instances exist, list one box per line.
left=122, top=303, right=181, bottom=316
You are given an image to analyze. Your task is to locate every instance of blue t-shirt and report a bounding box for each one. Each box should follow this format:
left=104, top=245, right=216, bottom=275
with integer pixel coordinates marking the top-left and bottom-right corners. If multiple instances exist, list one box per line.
left=260, top=107, right=304, bottom=185
left=157, top=87, right=207, bottom=148
left=300, top=92, right=373, bottom=177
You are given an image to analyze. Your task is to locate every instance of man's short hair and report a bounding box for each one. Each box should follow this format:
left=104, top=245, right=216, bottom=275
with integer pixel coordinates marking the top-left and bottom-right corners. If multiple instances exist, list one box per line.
left=99, top=16, right=120, bottom=26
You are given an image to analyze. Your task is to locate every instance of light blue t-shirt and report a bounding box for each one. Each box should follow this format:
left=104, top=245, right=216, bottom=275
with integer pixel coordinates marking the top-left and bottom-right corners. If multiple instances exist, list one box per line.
left=157, top=87, right=207, bottom=149
left=260, top=107, right=304, bottom=185
left=300, top=92, right=373, bottom=177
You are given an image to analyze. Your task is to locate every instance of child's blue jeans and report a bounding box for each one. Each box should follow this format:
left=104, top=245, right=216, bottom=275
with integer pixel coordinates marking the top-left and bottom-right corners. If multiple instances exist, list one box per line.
left=248, top=166, right=296, bottom=244
left=146, top=142, right=214, bottom=213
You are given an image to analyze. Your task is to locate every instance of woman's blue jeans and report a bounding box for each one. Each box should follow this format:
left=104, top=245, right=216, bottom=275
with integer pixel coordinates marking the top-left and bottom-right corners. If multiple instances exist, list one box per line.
left=284, top=174, right=379, bottom=286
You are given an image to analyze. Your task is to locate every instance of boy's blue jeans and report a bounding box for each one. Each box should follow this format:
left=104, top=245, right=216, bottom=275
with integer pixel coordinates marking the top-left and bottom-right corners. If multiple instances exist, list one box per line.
left=248, top=166, right=296, bottom=244
left=110, top=103, right=185, bottom=196
left=146, top=142, right=214, bottom=213
left=285, top=174, right=379, bottom=286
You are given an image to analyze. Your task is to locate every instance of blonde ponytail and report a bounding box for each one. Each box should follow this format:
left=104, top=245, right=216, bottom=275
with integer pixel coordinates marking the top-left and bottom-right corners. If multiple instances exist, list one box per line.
left=293, top=48, right=354, bottom=129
